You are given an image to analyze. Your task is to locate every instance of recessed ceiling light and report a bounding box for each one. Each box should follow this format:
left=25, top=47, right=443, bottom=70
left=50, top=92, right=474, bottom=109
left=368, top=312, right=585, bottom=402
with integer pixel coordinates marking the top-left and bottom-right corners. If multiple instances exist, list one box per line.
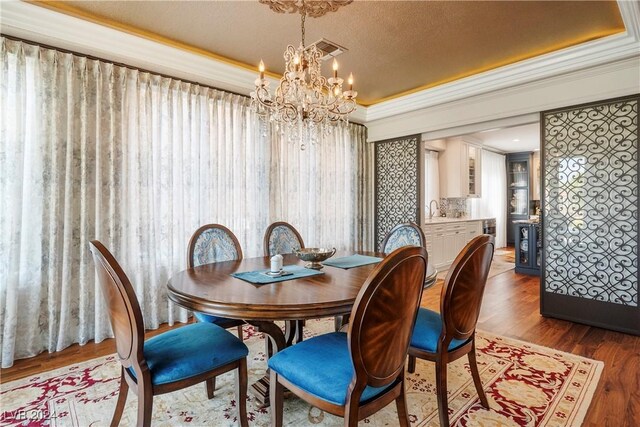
left=512, top=139, right=520, bottom=142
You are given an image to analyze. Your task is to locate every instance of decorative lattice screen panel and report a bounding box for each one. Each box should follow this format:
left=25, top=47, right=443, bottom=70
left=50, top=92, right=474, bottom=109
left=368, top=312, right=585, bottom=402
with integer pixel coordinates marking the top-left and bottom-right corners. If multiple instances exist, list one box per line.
left=374, top=135, right=420, bottom=250
left=542, top=95, right=639, bottom=335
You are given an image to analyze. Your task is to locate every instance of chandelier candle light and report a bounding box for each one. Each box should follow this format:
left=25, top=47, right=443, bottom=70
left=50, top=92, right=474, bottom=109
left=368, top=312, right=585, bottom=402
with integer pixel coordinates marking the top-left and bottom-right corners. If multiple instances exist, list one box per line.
left=251, top=0, right=357, bottom=149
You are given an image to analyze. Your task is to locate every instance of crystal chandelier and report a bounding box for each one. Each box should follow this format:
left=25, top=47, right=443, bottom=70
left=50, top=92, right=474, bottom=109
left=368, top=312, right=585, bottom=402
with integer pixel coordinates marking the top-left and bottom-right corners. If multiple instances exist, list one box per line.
left=251, top=0, right=357, bottom=149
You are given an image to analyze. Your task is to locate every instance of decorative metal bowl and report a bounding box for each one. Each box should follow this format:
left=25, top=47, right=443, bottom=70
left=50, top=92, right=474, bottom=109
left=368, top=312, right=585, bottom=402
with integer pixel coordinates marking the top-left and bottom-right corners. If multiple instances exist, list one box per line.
left=293, top=247, right=337, bottom=270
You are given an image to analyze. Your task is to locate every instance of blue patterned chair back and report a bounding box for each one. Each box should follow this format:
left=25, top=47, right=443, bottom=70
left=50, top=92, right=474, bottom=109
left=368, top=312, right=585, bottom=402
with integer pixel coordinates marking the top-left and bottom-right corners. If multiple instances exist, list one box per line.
left=381, top=223, right=425, bottom=254
left=188, top=224, right=243, bottom=268
left=263, top=222, right=305, bottom=256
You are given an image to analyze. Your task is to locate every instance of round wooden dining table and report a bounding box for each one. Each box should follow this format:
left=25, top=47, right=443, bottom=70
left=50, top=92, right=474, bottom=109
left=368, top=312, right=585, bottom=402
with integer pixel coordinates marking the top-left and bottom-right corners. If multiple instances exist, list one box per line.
left=167, top=250, right=437, bottom=406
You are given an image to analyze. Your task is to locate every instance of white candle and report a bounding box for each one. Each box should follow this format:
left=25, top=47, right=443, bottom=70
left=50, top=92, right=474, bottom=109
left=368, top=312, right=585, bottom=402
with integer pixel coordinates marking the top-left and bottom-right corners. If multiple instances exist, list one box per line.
left=270, top=254, right=283, bottom=272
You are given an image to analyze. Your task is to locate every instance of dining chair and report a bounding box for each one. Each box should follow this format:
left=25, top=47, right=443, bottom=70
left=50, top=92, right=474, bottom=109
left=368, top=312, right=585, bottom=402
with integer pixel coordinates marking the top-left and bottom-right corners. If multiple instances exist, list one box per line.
left=408, top=234, right=495, bottom=426
left=380, top=222, right=426, bottom=254
left=268, top=246, right=428, bottom=427
left=332, top=222, right=427, bottom=333
left=187, top=223, right=246, bottom=398
left=88, top=241, right=249, bottom=427
left=263, top=221, right=305, bottom=256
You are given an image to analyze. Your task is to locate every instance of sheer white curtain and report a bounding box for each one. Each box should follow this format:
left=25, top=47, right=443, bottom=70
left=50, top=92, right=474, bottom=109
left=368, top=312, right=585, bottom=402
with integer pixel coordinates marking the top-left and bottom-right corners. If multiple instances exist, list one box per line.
left=269, top=125, right=373, bottom=251
left=471, top=150, right=507, bottom=247
left=0, top=38, right=371, bottom=367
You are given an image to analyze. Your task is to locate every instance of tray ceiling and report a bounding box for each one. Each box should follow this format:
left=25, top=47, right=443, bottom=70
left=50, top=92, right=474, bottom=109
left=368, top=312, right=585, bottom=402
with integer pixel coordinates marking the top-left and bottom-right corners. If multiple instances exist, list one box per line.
left=35, top=1, right=625, bottom=106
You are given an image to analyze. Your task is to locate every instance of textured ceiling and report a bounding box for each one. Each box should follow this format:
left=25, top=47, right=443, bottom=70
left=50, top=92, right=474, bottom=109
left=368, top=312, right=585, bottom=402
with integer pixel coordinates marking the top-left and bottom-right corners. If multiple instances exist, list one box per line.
left=37, top=1, right=625, bottom=105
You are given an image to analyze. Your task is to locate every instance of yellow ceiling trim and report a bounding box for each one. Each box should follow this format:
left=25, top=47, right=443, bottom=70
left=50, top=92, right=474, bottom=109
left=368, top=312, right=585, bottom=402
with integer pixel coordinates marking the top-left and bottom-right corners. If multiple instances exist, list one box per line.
left=27, top=0, right=281, bottom=79
left=26, top=1, right=626, bottom=108
left=358, top=27, right=625, bottom=107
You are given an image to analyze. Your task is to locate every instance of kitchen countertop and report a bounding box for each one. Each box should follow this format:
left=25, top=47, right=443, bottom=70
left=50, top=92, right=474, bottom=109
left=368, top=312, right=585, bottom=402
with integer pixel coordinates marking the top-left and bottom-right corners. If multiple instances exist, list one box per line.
left=424, top=216, right=495, bottom=225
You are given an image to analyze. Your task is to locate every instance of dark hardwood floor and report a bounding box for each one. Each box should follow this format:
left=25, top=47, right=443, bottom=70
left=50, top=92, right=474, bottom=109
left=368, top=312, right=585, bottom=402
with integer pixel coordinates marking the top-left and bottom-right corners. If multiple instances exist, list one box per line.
left=2, top=259, right=638, bottom=426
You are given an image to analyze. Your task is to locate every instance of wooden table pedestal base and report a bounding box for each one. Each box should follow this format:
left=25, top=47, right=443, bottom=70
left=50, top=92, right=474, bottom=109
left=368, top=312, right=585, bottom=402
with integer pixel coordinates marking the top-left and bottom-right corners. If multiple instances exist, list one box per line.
left=248, top=319, right=304, bottom=408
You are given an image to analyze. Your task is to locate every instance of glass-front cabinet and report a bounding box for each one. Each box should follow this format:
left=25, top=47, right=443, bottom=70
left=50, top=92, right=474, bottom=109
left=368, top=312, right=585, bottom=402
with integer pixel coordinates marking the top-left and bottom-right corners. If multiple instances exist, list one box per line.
left=467, top=144, right=481, bottom=197
left=439, top=137, right=482, bottom=198
left=517, top=225, right=529, bottom=265
left=509, top=188, right=528, bottom=215
left=515, top=222, right=541, bottom=275
left=506, top=152, right=531, bottom=244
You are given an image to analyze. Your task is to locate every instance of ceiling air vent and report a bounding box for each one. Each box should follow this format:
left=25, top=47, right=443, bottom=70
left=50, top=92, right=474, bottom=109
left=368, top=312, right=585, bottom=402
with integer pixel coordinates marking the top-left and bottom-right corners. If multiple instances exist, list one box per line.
left=306, top=38, right=348, bottom=61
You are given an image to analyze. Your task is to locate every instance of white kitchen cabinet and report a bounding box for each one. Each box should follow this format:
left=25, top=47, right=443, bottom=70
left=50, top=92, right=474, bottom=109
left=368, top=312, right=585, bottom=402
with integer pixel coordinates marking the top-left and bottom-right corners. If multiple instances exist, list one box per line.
left=439, top=136, right=482, bottom=198
left=455, top=228, right=468, bottom=256
left=430, top=231, right=445, bottom=267
left=423, top=219, right=489, bottom=270
left=445, top=224, right=467, bottom=264
left=424, top=224, right=446, bottom=268
left=466, top=221, right=482, bottom=241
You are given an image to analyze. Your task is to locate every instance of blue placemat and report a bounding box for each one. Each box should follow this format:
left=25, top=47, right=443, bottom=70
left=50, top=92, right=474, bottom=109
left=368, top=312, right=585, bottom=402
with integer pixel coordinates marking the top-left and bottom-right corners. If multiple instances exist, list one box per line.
left=231, top=265, right=324, bottom=284
left=322, top=254, right=383, bottom=269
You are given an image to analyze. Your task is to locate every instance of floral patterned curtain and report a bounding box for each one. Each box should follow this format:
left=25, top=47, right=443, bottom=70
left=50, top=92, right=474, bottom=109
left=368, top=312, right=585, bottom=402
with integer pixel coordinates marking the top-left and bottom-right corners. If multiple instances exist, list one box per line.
left=0, top=38, right=371, bottom=367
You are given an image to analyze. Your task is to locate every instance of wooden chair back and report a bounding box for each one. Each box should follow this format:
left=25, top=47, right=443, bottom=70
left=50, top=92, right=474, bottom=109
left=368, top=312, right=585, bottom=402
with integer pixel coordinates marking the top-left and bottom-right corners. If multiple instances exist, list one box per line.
left=187, top=224, right=243, bottom=268
left=348, top=246, right=428, bottom=388
left=88, top=241, right=145, bottom=370
left=440, top=234, right=495, bottom=344
left=380, top=223, right=426, bottom=254
left=263, top=221, right=305, bottom=256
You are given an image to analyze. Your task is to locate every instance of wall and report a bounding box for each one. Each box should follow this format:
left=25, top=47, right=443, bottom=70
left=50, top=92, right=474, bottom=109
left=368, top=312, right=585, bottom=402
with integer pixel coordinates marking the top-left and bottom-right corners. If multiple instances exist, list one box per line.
left=367, top=57, right=640, bottom=142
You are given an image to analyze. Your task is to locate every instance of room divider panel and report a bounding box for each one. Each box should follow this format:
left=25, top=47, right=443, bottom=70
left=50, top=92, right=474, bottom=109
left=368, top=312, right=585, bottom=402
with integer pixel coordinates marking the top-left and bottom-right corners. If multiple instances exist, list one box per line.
left=541, top=94, right=639, bottom=335
left=374, top=135, right=420, bottom=250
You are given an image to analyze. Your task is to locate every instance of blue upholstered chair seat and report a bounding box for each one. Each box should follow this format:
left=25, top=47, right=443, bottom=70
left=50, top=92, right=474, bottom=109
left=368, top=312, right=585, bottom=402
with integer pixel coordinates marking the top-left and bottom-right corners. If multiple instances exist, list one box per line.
left=194, top=312, right=231, bottom=325
left=411, top=308, right=468, bottom=353
left=128, top=322, right=248, bottom=386
left=268, top=332, right=391, bottom=406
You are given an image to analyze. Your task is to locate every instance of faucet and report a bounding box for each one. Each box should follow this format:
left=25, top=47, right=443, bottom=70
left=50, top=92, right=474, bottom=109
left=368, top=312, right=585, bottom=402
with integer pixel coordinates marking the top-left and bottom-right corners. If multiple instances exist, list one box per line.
left=428, top=200, right=440, bottom=219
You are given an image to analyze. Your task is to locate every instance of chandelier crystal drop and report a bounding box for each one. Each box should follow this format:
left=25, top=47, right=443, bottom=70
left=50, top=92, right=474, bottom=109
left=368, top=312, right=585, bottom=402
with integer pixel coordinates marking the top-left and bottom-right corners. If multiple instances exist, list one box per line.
left=251, top=1, right=357, bottom=150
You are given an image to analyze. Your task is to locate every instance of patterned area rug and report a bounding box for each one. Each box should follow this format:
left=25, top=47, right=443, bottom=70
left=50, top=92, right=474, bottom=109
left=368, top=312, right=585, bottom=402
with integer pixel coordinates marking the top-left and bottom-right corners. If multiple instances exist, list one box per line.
left=1, top=319, right=602, bottom=427
left=437, top=256, right=515, bottom=281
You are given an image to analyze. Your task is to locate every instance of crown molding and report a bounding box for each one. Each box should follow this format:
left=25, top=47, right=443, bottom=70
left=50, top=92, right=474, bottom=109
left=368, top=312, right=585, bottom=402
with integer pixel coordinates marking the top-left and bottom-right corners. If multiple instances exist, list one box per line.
left=366, top=56, right=640, bottom=142
left=618, top=0, right=640, bottom=40
left=1, top=0, right=637, bottom=126
left=1, top=1, right=256, bottom=95
left=0, top=1, right=368, bottom=123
